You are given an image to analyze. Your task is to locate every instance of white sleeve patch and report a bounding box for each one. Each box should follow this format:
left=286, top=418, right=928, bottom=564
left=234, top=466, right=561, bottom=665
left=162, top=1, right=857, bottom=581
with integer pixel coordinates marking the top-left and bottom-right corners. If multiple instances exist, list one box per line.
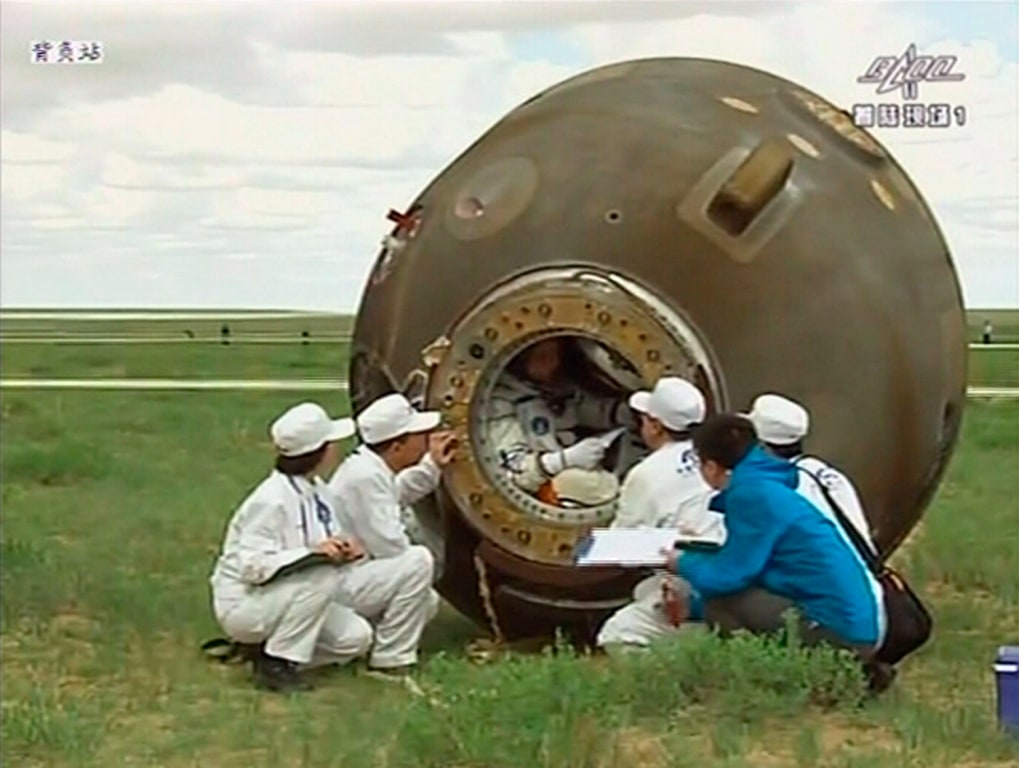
left=676, top=447, right=701, bottom=476
left=815, top=466, right=843, bottom=491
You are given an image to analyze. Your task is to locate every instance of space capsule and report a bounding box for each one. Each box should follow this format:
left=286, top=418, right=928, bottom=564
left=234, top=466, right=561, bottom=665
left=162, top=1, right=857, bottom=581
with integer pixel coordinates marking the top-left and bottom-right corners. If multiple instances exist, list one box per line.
left=347, top=58, right=968, bottom=642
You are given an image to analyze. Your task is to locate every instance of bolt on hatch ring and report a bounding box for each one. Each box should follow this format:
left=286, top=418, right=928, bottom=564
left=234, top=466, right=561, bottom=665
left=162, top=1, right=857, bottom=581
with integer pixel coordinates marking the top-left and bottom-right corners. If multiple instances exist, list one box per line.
left=425, top=268, right=723, bottom=566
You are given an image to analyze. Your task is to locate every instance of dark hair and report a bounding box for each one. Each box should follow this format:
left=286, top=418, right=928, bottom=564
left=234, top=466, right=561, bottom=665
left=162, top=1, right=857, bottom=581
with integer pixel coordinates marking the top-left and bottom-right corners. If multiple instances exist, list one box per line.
left=692, top=414, right=757, bottom=469
left=636, top=411, right=694, bottom=442
left=275, top=444, right=328, bottom=476
left=664, top=426, right=695, bottom=442
left=365, top=434, right=408, bottom=455
left=508, top=336, right=619, bottom=397
left=767, top=441, right=803, bottom=460
left=507, top=337, right=565, bottom=381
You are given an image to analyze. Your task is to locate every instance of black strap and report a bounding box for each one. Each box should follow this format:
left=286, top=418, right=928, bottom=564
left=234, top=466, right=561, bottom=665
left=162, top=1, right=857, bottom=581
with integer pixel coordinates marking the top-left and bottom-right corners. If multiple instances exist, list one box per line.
left=258, top=552, right=335, bottom=585
left=793, top=456, right=882, bottom=574
left=200, top=637, right=258, bottom=664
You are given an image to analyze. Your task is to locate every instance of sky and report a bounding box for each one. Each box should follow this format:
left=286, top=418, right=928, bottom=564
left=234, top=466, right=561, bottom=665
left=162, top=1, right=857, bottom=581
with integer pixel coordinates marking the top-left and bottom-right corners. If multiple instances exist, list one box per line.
left=1, top=0, right=1017, bottom=311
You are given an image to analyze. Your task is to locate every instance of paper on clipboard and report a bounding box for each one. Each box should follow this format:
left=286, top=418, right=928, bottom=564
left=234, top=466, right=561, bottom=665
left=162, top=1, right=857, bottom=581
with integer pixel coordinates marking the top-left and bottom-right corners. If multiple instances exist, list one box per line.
left=574, top=527, right=677, bottom=566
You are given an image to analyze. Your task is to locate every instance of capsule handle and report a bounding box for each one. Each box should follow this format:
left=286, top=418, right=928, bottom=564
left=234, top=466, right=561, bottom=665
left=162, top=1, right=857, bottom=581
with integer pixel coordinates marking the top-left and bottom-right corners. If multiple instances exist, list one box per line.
left=707, top=137, right=794, bottom=236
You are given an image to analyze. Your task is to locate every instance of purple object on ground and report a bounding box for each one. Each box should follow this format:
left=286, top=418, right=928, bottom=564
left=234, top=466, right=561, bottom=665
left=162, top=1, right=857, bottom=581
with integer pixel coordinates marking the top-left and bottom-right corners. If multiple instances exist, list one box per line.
left=996, top=645, right=1019, bottom=735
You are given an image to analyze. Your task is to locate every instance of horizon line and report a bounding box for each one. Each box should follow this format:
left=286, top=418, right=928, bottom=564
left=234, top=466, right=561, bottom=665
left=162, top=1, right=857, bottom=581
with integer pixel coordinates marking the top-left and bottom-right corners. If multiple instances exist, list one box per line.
left=2, top=305, right=1017, bottom=314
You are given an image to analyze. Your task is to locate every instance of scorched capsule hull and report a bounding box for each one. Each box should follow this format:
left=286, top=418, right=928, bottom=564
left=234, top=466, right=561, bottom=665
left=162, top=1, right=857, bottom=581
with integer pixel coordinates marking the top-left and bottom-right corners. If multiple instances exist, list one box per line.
left=346, top=57, right=967, bottom=642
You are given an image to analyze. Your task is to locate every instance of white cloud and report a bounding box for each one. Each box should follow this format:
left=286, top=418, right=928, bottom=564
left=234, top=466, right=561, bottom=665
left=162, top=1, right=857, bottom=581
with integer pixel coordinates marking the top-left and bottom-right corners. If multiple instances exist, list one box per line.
left=0, top=162, right=74, bottom=202
left=29, top=216, right=87, bottom=231
left=572, top=13, right=778, bottom=69
left=0, top=1, right=1015, bottom=310
left=503, top=60, right=583, bottom=105
left=31, top=203, right=73, bottom=219
left=94, top=84, right=452, bottom=168
left=101, top=152, right=245, bottom=189
left=80, top=186, right=157, bottom=226
left=285, top=49, right=477, bottom=108
left=1, top=130, right=76, bottom=163
left=234, top=187, right=335, bottom=218
left=199, top=210, right=309, bottom=230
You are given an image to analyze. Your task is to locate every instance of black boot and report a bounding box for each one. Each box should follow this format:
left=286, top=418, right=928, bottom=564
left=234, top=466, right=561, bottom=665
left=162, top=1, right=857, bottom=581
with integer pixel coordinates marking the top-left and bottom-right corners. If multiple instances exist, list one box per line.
left=253, top=651, right=313, bottom=693
left=863, top=661, right=897, bottom=696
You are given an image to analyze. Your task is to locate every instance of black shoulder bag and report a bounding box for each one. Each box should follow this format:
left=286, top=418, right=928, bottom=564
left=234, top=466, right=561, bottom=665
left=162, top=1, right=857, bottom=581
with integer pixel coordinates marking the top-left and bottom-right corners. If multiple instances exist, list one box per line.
left=796, top=459, right=933, bottom=666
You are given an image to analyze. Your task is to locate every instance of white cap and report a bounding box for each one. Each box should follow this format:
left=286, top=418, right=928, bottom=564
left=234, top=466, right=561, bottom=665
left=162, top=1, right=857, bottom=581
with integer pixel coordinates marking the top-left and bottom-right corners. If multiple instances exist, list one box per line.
left=742, top=393, right=810, bottom=445
left=270, top=402, right=356, bottom=457
left=356, top=393, right=441, bottom=445
left=551, top=468, right=620, bottom=508
left=628, top=377, right=706, bottom=431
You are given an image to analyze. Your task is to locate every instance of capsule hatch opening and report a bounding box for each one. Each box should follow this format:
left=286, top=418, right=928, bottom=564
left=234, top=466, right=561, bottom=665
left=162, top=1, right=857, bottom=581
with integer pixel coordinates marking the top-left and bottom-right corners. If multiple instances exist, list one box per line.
left=471, top=332, right=650, bottom=518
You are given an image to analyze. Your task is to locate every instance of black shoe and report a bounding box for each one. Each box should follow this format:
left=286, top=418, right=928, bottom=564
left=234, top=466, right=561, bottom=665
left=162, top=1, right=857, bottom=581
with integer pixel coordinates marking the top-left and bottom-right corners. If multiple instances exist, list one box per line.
left=238, top=642, right=263, bottom=664
left=253, top=652, right=313, bottom=693
left=864, top=661, right=897, bottom=696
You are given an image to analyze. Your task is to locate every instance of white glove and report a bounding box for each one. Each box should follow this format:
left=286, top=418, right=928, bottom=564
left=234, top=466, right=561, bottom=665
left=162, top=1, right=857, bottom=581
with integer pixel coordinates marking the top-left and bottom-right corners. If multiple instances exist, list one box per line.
left=540, top=437, right=607, bottom=475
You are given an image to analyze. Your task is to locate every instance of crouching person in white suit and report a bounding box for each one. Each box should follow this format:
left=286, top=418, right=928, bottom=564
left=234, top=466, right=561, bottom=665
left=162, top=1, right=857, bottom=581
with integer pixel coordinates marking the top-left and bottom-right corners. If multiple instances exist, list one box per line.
left=328, top=393, right=457, bottom=681
left=209, top=401, right=433, bottom=693
left=596, top=378, right=727, bottom=651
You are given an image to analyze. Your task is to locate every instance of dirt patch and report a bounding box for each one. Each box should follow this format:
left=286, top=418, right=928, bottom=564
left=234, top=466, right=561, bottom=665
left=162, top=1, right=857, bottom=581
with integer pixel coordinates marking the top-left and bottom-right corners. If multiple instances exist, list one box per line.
left=923, top=579, right=1000, bottom=603
left=737, top=713, right=902, bottom=766
left=817, top=716, right=899, bottom=753
left=739, top=746, right=798, bottom=767
left=3, top=620, right=100, bottom=689
left=600, top=726, right=671, bottom=768
left=49, top=611, right=99, bottom=640
left=891, top=521, right=926, bottom=563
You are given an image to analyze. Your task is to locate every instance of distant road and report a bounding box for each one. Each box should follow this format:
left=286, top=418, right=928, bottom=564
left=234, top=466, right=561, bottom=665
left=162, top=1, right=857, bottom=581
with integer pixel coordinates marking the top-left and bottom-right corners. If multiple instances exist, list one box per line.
left=0, top=311, right=345, bottom=321
left=967, top=387, right=1019, bottom=398
left=1, top=379, right=1016, bottom=398
left=0, top=337, right=1014, bottom=349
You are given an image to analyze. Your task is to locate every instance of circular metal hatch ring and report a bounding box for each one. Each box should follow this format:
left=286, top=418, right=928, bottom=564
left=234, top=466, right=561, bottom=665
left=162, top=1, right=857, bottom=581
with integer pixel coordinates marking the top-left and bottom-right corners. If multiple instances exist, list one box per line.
left=426, top=268, right=725, bottom=566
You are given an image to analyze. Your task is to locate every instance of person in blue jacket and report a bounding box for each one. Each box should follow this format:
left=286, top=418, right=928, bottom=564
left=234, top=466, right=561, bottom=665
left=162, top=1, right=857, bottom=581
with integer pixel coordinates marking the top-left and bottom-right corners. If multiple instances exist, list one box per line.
left=664, top=413, right=886, bottom=658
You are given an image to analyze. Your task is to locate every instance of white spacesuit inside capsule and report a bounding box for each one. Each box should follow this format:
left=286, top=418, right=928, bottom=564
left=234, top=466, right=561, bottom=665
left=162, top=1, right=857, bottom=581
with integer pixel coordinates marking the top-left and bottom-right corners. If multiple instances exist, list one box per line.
left=483, top=336, right=645, bottom=506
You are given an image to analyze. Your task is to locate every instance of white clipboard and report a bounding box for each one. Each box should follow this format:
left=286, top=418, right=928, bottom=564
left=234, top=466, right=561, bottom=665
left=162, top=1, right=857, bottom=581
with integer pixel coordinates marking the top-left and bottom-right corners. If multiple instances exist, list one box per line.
left=574, top=528, right=676, bottom=566
left=573, top=527, right=722, bottom=566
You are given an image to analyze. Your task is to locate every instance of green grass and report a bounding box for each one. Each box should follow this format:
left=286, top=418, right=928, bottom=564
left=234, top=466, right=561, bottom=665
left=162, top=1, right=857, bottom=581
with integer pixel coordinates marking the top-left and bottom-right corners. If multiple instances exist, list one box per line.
left=1, top=339, right=1015, bottom=388
left=0, top=313, right=352, bottom=337
left=968, top=309, right=1019, bottom=343
left=967, top=348, right=1019, bottom=388
left=2, top=311, right=1018, bottom=767
left=0, top=343, right=349, bottom=380
left=1, top=307, right=1013, bottom=343
left=3, top=398, right=1019, bottom=766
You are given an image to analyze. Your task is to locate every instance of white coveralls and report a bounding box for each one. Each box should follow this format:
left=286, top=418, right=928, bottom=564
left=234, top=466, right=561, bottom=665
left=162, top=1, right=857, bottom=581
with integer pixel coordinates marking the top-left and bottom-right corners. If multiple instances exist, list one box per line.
left=596, top=439, right=727, bottom=649
left=210, top=471, right=436, bottom=670
left=327, top=446, right=443, bottom=621
left=791, top=455, right=877, bottom=553
left=486, top=373, right=626, bottom=492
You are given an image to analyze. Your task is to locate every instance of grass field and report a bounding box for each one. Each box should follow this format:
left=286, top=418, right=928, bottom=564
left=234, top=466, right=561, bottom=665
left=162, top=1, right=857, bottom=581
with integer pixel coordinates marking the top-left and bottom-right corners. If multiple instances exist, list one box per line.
left=1, top=344, right=1016, bottom=388
left=0, top=313, right=351, bottom=338
left=968, top=310, right=1019, bottom=343
left=2, top=312, right=1018, bottom=768
left=0, top=307, right=1014, bottom=385
left=0, top=344, right=351, bottom=381
left=0, top=309, right=1014, bottom=343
